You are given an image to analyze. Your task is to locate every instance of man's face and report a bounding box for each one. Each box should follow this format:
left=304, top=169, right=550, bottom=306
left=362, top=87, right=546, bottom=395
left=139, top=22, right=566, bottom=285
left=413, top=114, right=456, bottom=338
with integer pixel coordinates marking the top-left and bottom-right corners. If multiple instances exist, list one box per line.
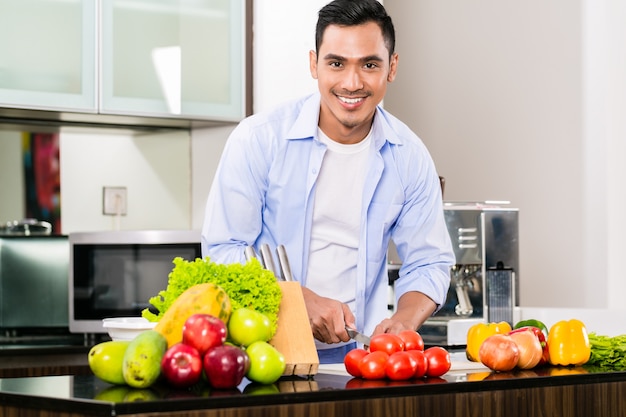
left=310, top=21, right=398, bottom=144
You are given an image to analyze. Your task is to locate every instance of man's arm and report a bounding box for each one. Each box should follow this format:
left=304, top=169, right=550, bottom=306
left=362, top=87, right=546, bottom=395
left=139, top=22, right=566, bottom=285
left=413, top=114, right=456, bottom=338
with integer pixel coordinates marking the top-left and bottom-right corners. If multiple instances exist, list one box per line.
left=371, top=291, right=436, bottom=336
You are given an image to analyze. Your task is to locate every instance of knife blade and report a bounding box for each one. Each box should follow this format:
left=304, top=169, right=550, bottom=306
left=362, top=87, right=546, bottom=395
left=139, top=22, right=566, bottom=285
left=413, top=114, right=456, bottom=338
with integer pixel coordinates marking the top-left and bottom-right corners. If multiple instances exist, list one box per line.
left=345, top=326, right=371, bottom=345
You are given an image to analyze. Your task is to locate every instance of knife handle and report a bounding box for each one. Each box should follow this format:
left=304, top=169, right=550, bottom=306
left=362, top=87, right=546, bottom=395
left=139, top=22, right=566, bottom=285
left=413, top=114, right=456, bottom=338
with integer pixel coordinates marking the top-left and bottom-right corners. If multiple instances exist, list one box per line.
left=260, top=243, right=280, bottom=280
left=276, top=245, right=293, bottom=282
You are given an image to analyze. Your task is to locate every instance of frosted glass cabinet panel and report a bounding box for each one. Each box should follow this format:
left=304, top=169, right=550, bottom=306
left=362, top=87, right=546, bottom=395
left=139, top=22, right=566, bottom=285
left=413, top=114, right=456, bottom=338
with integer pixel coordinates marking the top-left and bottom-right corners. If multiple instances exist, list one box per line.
left=0, top=0, right=97, bottom=112
left=101, top=0, right=245, bottom=121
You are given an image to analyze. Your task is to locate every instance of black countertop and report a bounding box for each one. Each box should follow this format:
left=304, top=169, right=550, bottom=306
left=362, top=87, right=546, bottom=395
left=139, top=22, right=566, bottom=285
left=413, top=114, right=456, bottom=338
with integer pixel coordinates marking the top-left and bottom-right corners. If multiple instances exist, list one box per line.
left=0, top=364, right=623, bottom=417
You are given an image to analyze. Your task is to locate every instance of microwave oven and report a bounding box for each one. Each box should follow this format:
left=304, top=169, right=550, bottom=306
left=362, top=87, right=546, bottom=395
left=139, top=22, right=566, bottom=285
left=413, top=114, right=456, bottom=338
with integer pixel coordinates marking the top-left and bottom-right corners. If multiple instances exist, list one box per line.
left=68, top=230, right=202, bottom=334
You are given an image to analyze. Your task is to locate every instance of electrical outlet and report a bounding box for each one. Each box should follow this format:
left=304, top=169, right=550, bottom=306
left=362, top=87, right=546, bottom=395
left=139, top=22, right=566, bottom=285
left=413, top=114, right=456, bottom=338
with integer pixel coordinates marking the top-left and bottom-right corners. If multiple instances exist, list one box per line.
left=103, top=186, right=127, bottom=215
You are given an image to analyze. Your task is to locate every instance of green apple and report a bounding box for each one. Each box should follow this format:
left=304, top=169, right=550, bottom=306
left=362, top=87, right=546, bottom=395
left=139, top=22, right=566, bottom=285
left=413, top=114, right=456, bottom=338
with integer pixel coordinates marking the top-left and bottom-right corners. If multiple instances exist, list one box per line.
left=227, top=307, right=272, bottom=347
left=245, top=341, right=286, bottom=385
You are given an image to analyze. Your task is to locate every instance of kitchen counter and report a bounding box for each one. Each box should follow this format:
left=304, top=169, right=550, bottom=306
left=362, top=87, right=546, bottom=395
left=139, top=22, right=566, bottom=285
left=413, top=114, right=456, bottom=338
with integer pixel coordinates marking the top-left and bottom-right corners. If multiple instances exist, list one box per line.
left=0, top=351, right=625, bottom=417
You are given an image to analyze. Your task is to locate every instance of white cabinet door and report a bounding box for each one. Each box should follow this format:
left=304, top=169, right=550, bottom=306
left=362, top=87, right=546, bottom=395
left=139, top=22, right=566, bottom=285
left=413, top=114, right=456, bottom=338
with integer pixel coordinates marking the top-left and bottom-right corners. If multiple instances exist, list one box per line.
left=100, top=0, right=246, bottom=122
left=0, top=0, right=97, bottom=112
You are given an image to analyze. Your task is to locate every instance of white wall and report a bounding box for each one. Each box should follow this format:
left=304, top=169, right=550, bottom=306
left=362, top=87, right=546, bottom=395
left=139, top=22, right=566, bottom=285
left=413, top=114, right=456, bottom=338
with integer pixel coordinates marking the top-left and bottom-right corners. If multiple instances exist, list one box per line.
left=60, top=128, right=191, bottom=233
left=251, top=0, right=326, bottom=112
left=384, top=0, right=626, bottom=309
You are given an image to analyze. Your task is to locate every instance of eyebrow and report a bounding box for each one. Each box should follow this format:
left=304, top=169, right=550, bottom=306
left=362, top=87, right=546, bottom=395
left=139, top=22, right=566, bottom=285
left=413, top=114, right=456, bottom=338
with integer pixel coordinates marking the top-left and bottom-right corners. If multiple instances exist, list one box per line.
left=322, top=53, right=384, bottom=63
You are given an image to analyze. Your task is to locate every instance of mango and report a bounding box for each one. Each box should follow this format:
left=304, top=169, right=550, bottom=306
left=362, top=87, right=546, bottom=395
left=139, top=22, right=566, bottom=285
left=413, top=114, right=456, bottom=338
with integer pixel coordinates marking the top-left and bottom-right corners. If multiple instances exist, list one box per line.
left=88, top=340, right=131, bottom=385
left=122, top=330, right=167, bottom=388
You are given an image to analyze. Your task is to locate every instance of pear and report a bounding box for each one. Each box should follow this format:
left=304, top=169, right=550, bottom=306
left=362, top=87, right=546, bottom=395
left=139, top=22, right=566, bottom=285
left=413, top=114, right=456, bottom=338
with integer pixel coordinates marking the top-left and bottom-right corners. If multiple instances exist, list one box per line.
left=88, top=340, right=131, bottom=385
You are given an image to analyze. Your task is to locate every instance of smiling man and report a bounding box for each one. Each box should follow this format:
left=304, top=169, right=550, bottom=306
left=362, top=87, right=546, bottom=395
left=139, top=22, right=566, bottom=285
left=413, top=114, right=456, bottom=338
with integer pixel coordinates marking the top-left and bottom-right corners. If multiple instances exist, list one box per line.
left=201, top=0, right=454, bottom=364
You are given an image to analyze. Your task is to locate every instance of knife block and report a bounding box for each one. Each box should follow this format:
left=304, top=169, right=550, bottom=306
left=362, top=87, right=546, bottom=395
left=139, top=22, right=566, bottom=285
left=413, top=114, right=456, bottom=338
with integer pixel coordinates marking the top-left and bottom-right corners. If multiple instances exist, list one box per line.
left=269, top=281, right=319, bottom=376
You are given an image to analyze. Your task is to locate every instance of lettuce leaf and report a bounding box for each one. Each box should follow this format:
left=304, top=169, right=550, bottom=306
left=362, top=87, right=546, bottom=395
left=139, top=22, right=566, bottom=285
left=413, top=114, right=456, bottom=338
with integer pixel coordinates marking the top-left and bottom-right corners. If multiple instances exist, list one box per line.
left=584, top=332, right=626, bottom=371
left=141, top=257, right=282, bottom=336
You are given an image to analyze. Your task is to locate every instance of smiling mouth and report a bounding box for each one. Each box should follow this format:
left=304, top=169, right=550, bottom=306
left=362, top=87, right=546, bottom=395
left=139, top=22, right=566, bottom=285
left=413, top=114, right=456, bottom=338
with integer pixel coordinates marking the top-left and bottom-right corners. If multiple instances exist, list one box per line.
left=338, top=96, right=364, bottom=104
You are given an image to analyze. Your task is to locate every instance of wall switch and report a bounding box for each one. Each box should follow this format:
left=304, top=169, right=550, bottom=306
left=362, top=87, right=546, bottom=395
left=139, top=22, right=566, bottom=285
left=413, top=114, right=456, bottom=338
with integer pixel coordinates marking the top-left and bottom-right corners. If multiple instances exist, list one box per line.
left=103, top=186, right=127, bottom=215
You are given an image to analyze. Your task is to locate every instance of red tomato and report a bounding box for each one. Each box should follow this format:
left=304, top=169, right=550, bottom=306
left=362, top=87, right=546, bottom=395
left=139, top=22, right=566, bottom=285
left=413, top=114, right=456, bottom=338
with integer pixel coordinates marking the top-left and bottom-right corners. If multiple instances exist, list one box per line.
left=397, top=330, right=425, bottom=351
left=406, top=349, right=428, bottom=378
left=478, top=334, right=519, bottom=372
left=424, top=346, right=451, bottom=377
left=369, top=334, right=405, bottom=355
left=344, top=348, right=369, bottom=378
left=385, top=351, right=417, bottom=381
left=358, top=351, right=389, bottom=380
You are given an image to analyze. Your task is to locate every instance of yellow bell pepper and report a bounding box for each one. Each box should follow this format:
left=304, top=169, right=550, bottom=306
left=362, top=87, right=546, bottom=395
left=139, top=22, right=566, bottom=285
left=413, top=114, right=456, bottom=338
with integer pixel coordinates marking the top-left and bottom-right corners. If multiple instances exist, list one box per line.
left=465, top=321, right=512, bottom=362
left=547, top=319, right=591, bottom=366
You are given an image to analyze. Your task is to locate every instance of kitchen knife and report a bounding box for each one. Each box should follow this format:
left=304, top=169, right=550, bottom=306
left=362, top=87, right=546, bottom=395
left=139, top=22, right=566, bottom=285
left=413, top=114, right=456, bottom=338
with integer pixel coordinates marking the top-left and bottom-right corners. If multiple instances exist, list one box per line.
left=345, top=326, right=371, bottom=345
left=275, top=244, right=293, bottom=281
left=260, top=243, right=280, bottom=279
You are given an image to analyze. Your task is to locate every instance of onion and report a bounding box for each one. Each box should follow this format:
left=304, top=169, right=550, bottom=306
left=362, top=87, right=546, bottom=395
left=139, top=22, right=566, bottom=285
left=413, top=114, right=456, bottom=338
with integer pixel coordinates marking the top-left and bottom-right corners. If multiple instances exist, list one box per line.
left=479, top=334, right=519, bottom=372
left=509, top=329, right=543, bottom=369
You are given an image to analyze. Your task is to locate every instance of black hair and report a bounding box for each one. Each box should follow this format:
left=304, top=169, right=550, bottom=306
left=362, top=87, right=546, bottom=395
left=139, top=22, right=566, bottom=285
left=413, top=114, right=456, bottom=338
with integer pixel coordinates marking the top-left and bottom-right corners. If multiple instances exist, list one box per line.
left=315, top=0, right=396, bottom=58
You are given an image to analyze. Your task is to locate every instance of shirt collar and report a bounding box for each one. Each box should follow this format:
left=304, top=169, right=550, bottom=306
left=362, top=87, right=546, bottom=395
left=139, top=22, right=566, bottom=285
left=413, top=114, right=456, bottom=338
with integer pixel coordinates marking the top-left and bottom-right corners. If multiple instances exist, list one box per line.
left=286, top=93, right=403, bottom=148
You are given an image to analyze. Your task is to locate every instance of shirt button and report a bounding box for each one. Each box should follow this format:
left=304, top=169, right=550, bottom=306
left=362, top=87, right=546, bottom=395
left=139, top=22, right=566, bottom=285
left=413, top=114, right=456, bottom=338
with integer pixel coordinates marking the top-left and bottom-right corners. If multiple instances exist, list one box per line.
left=312, top=168, right=317, bottom=174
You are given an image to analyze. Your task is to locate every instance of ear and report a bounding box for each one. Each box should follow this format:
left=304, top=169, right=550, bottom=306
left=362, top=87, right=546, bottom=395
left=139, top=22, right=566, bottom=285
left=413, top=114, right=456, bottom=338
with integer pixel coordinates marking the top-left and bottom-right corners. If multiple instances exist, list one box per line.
left=387, top=53, right=399, bottom=83
left=309, top=50, right=318, bottom=79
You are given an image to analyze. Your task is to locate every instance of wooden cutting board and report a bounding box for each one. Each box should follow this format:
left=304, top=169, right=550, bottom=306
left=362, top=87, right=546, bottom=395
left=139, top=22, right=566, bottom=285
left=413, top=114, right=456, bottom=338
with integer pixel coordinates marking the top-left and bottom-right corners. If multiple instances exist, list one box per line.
left=269, top=281, right=319, bottom=376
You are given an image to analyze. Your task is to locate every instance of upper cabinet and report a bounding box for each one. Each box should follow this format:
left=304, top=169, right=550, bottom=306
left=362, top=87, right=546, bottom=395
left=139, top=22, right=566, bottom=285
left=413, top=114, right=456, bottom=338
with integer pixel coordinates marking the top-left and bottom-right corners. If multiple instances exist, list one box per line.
left=0, top=0, right=248, bottom=124
left=101, top=0, right=246, bottom=121
left=0, top=0, right=97, bottom=112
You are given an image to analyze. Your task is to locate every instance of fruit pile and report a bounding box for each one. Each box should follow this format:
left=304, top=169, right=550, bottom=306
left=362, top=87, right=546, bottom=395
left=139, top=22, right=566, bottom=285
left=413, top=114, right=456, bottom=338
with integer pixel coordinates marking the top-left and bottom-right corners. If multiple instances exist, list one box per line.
left=89, top=284, right=286, bottom=390
left=467, top=318, right=592, bottom=372
left=343, top=330, right=452, bottom=380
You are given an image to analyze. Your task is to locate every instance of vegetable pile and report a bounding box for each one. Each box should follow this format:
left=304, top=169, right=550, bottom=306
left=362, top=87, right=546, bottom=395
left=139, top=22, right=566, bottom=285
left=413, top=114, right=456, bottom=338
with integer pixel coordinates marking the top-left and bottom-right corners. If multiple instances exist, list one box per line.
left=585, top=333, right=626, bottom=372
left=344, top=330, right=452, bottom=380
left=142, top=257, right=282, bottom=336
left=467, top=319, right=590, bottom=371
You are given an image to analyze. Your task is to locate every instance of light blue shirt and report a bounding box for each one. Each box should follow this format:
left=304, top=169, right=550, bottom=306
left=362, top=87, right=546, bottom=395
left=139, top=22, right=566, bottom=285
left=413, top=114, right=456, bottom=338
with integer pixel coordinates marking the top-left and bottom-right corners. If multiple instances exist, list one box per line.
left=201, top=93, right=454, bottom=337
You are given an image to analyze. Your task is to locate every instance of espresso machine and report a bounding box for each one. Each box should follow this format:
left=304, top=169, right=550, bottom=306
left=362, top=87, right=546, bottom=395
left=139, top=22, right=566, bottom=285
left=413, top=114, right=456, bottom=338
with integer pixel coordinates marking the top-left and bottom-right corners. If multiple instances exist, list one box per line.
left=388, top=201, right=520, bottom=346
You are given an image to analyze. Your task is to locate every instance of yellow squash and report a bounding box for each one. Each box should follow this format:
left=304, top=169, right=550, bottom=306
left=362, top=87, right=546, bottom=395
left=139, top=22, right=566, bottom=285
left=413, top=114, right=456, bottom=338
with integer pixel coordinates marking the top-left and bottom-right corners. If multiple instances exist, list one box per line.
left=154, top=283, right=232, bottom=347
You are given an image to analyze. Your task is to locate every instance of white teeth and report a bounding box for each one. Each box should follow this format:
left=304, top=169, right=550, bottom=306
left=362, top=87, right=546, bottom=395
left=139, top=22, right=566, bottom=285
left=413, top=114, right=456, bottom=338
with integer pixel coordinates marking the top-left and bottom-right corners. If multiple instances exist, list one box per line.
left=338, top=96, right=362, bottom=104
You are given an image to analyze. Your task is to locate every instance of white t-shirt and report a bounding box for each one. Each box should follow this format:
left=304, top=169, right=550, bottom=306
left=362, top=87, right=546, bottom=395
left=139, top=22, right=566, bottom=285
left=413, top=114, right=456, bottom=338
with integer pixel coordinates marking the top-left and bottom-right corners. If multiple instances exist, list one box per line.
left=307, top=128, right=372, bottom=349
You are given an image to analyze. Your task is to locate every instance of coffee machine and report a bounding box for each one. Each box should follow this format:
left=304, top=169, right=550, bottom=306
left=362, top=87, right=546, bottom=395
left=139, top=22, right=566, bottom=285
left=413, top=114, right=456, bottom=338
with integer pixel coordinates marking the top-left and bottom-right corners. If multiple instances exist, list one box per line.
left=388, top=201, right=520, bottom=346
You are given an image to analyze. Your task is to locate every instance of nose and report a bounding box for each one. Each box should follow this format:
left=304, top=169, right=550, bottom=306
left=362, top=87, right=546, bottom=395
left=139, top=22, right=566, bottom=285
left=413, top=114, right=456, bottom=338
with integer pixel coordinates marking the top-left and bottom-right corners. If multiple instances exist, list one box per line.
left=341, top=66, right=364, bottom=92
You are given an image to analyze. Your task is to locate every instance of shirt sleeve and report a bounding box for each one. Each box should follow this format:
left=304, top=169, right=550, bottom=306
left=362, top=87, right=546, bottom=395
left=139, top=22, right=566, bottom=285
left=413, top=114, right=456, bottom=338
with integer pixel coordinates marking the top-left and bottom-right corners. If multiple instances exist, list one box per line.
left=390, top=151, right=455, bottom=311
left=200, top=121, right=270, bottom=264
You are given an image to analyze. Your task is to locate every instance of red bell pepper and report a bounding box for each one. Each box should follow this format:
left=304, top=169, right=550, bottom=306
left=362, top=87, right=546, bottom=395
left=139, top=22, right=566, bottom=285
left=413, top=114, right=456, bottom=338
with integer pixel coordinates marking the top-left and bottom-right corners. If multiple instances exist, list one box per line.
left=510, top=326, right=550, bottom=366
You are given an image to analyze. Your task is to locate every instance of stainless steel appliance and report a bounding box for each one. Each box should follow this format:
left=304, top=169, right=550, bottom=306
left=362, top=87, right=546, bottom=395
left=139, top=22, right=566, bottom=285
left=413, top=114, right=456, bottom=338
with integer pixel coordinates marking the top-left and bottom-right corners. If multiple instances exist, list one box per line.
left=68, top=230, right=202, bottom=335
left=421, top=202, right=519, bottom=345
left=0, top=235, right=69, bottom=332
left=388, top=202, right=519, bottom=346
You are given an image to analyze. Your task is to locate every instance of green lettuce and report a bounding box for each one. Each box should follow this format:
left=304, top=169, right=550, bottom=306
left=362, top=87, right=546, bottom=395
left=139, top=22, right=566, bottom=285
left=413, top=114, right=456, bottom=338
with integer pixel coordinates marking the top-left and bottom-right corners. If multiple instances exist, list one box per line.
left=584, top=332, right=626, bottom=371
left=142, top=257, right=282, bottom=335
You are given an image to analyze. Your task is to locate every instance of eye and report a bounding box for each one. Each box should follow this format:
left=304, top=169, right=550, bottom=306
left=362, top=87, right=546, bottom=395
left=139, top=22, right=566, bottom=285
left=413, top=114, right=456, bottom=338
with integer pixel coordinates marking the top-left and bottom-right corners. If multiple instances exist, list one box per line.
left=329, top=61, right=343, bottom=68
left=364, top=62, right=379, bottom=70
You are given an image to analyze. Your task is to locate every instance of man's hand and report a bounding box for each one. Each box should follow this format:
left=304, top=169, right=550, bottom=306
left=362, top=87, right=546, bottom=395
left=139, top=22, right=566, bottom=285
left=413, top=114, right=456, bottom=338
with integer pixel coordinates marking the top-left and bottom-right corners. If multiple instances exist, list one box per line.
left=372, top=291, right=437, bottom=337
left=301, top=286, right=354, bottom=344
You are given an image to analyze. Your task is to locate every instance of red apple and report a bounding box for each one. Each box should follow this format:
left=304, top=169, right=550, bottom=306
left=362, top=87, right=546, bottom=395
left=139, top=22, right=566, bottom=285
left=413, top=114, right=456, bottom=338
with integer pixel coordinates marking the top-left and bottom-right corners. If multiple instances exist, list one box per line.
left=182, top=314, right=227, bottom=356
left=161, top=343, right=203, bottom=388
left=203, top=345, right=249, bottom=389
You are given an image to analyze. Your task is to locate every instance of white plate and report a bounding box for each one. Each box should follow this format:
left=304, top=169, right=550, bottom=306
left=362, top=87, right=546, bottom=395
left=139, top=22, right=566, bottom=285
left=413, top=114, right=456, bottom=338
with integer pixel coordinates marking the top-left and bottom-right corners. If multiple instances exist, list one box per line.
left=102, top=317, right=156, bottom=341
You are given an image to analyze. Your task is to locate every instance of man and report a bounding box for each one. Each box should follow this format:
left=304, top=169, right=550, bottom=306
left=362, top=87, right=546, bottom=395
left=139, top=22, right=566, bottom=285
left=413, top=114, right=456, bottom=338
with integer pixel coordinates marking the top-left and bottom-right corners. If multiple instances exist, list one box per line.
left=201, top=0, right=454, bottom=363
